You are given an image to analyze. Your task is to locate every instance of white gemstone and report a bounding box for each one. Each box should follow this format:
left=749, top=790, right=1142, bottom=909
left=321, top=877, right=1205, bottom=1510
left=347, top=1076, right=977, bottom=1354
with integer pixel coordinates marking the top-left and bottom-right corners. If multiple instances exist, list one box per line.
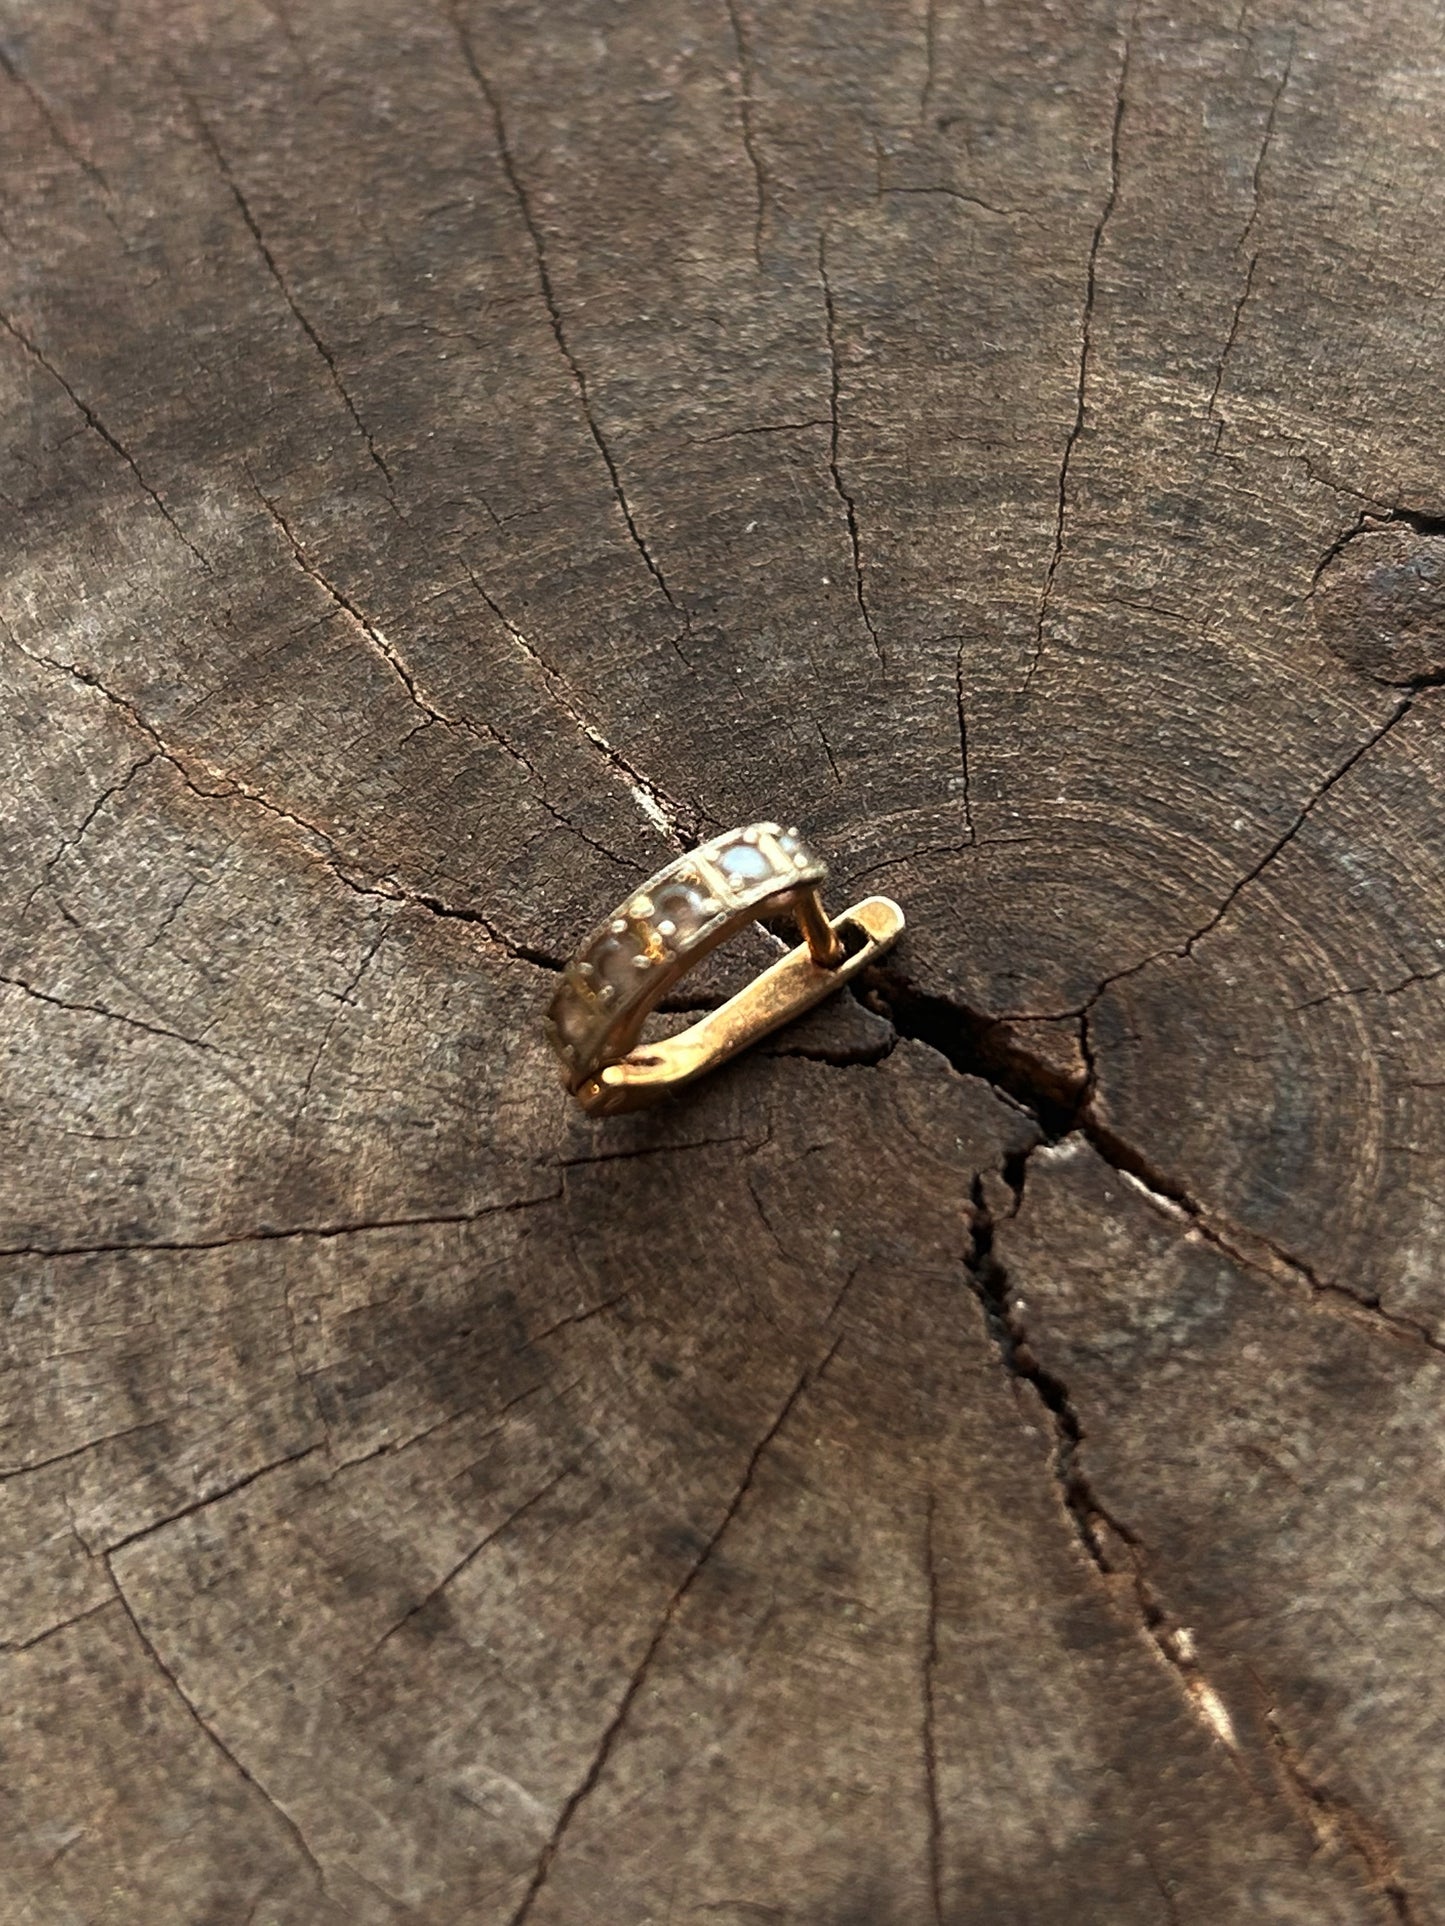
left=717, top=841, right=774, bottom=885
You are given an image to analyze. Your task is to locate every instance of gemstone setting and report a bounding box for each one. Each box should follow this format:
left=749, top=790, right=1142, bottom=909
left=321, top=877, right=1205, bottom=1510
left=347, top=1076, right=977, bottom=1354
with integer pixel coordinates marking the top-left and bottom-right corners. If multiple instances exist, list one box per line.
left=696, top=823, right=823, bottom=908
left=588, top=924, right=651, bottom=998
left=649, top=877, right=712, bottom=942
left=716, top=839, right=772, bottom=885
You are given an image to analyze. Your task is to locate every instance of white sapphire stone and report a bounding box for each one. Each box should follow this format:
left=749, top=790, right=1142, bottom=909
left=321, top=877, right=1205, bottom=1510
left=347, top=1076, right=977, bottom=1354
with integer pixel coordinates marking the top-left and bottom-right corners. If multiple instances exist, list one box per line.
left=716, top=840, right=774, bottom=886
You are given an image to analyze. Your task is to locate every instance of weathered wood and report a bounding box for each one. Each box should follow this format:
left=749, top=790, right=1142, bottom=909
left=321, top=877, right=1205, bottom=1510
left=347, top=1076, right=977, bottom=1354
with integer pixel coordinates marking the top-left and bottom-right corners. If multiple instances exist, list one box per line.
left=2, top=0, right=1443, bottom=1918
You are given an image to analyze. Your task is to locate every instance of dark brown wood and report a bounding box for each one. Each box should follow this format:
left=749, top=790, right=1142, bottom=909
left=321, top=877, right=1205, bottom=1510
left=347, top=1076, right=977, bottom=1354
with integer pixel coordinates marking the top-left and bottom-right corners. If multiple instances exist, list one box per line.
left=2, top=0, right=1442, bottom=1918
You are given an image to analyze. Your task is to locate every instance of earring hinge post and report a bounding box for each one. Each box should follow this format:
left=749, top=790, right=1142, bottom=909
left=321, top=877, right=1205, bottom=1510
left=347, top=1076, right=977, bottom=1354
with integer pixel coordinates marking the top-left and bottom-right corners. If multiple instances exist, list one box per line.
left=792, top=884, right=848, bottom=969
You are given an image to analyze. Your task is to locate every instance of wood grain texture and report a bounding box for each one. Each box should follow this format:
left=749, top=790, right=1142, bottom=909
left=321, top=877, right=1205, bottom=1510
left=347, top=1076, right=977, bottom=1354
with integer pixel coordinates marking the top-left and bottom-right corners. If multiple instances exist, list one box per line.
left=1, top=0, right=1442, bottom=1919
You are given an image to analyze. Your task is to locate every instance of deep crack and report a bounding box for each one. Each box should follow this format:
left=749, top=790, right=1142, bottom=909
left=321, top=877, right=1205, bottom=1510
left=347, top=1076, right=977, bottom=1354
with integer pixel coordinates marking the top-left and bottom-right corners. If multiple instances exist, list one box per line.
left=859, top=962, right=1445, bottom=1360
left=963, top=1166, right=1242, bottom=1761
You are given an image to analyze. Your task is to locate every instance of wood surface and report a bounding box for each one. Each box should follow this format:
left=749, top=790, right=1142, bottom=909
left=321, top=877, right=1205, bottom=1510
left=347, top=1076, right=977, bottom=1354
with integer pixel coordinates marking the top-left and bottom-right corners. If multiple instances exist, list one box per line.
left=2, top=0, right=1443, bottom=1919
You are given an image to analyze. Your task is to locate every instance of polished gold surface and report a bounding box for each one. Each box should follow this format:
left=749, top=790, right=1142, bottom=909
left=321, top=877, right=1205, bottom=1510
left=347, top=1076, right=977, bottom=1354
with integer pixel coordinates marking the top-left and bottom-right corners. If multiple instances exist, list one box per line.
left=545, top=822, right=905, bottom=1113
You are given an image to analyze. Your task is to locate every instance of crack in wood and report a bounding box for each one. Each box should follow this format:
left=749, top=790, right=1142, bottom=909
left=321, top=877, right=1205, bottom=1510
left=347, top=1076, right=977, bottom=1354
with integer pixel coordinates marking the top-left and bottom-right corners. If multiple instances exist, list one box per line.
left=818, top=230, right=885, bottom=670
left=0, top=45, right=111, bottom=199
left=106, top=1556, right=333, bottom=1899
left=97, top=1446, right=325, bottom=1559
left=0, top=1188, right=563, bottom=1264
left=1, top=1418, right=166, bottom=1486
left=955, top=1151, right=1254, bottom=1772
left=184, top=96, right=396, bottom=502
left=2, top=1597, right=116, bottom=1655
left=879, top=184, right=1016, bottom=218
left=951, top=637, right=977, bottom=843
left=1020, top=18, right=1131, bottom=694
left=724, top=0, right=769, bottom=268
left=1262, top=1701, right=1419, bottom=1922
left=0, top=311, right=210, bottom=568
left=1293, top=964, right=1445, bottom=1012
left=458, top=560, right=701, bottom=846
left=20, top=753, right=156, bottom=917
left=1208, top=42, right=1293, bottom=430
left=860, top=964, right=1445, bottom=1358
left=1027, top=687, right=1434, bottom=1039
left=505, top=1340, right=841, bottom=1923
left=4, top=630, right=569, bottom=971
left=248, top=479, right=633, bottom=867
left=367, top=1467, right=573, bottom=1657
left=920, top=0, right=940, bottom=122
left=320, top=1378, right=556, bottom=1488
left=446, top=5, right=687, bottom=622
left=0, top=969, right=220, bottom=1056
left=287, top=913, right=392, bottom=1135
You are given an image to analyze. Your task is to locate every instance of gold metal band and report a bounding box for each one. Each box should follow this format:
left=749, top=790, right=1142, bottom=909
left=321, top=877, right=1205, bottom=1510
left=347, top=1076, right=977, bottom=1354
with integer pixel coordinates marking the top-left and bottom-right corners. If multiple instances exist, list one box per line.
left=545, top=821, right=904, bottom=1115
